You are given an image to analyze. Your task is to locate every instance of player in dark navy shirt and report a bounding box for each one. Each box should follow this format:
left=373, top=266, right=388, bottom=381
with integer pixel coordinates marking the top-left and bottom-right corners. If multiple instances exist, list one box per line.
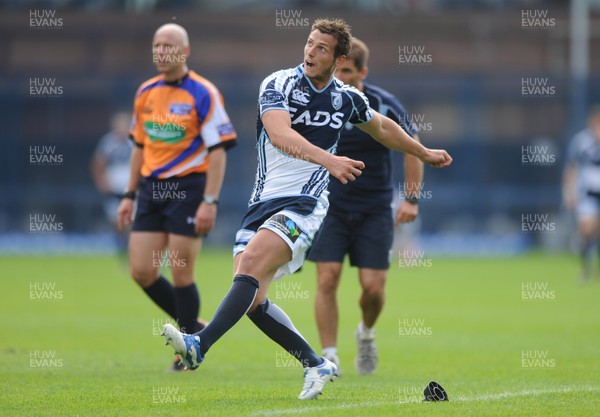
left=308, top=38, right=423, bottom=374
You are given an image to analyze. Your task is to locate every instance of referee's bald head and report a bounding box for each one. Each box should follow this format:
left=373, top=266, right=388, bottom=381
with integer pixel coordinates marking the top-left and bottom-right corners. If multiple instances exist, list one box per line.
left=154, top=23, right=189, bottom=48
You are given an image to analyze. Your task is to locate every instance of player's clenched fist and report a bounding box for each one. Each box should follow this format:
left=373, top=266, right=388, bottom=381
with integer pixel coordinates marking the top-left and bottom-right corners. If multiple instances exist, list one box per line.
left=421, top=149, right=452, bottom=168
left=325, top=155, right=365, bottom=184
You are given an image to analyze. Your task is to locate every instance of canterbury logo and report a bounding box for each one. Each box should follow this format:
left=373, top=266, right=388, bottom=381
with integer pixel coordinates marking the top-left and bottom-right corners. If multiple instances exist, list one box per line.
left=291, top=89, right=310, bottom=104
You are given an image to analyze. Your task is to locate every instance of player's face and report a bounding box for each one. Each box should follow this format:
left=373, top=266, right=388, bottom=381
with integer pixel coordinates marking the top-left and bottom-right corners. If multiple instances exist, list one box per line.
left=334, top=59, right=364, bottom=88
left=304, top=30, right=343, bottom=87
left=152, top=31, right=188, bottom=75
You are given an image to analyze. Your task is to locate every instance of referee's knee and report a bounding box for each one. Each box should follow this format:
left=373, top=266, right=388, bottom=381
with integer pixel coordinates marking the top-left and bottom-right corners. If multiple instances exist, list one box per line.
left=130, top=265, right=158, bottom=288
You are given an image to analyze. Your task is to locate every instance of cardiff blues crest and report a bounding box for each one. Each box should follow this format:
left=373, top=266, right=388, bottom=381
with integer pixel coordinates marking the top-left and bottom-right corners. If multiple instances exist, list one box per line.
left=331, top=92, right=342, bottom=110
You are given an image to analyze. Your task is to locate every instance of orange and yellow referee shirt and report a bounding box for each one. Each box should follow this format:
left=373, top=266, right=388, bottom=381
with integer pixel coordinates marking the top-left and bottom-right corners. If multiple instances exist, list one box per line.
left=130, top=71, right=237, bottom=179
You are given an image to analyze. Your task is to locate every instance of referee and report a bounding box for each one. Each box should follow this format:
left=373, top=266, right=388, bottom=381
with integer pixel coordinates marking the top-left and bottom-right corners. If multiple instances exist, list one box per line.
left=117, top=23, right=237, bottom=370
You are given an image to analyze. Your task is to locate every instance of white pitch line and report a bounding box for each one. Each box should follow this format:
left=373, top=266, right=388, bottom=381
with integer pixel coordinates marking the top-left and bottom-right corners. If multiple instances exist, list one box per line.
left=252, top=386, right=600, bottom=417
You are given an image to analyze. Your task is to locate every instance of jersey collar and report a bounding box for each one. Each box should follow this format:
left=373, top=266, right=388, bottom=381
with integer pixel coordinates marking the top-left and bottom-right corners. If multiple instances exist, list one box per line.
left=296, top=63, right=334, bottom=93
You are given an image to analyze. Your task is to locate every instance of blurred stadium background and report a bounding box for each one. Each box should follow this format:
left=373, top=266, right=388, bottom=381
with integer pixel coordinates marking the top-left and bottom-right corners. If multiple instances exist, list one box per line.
left=1, top=0, right=599, bottom=256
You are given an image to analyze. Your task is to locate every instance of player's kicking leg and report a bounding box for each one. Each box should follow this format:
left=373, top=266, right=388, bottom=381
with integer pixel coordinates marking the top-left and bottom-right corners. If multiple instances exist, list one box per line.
left=161, top=227, right=337, bottom=398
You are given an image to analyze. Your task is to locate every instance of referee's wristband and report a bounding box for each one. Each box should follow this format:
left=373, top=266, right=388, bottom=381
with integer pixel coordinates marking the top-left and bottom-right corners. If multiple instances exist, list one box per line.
left=203, top=195, right=219, bottom=205
left=122, top=190, right=137, bottom=200
left=405, top=195, right=419, bottom=205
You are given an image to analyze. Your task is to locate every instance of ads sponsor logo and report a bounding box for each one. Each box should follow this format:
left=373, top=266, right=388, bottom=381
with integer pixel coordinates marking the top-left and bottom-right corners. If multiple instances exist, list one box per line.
left=289, top=108, right=345, bottom=129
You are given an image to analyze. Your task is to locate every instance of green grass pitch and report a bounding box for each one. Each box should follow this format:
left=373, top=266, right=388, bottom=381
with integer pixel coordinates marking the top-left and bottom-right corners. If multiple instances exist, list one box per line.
left=1, top=250, right=599, bottom=416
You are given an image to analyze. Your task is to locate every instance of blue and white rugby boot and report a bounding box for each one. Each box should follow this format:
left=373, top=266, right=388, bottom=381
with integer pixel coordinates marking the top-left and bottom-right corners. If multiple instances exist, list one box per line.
left=161, top=323, right=204, bottom=370
left=298, top=357, right=338, bottom=400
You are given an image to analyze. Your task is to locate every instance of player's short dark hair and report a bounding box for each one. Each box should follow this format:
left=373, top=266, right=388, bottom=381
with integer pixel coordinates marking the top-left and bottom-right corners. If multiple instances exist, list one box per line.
left=347, top=37, right=369, bottom=71
left=311, top=18, right=352, bottom=58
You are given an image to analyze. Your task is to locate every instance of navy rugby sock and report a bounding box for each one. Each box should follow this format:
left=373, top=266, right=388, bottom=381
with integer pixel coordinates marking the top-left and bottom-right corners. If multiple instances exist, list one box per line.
left=143, top=275, right=177, bottom=319
left=174, top=283, right=200, bottom=333
left=247, top=299, right=323, bottom=368
left=196, top=274, right=259, bottom=353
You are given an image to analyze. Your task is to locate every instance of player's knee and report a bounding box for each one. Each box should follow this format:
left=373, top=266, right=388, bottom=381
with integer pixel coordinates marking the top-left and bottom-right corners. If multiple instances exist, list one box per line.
left=317, top=266, right=341, bottom=294
left=317, top=274, right=339, bottom=295
left=238, top=248, right=272, bottom=277
left=362, top=282, right=385, bottom=302
left=130, top=265, right=157, bottom=287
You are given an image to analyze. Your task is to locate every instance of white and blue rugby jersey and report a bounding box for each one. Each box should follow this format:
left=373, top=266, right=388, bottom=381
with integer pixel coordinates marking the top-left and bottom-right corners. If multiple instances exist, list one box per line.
left=567, top=129, right=600, bottom=193
left=250, top=64, right=373, bottom=205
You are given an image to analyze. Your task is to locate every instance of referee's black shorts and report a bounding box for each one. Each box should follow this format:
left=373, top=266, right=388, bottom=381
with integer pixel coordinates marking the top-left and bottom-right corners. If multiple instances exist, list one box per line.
left=307, top=206, right=394, bottom=270
left=132, top=173, right=205, bottom=237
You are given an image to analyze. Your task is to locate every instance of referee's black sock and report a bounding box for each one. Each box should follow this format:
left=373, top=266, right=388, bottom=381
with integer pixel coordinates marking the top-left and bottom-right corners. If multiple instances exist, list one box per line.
left=174, top=283, right=200, bottom=334
left=196, top=274, right=259, bottom=354
left=143, top=275, right=177, bottom=319
left=247, top=299, right=323, bottom=368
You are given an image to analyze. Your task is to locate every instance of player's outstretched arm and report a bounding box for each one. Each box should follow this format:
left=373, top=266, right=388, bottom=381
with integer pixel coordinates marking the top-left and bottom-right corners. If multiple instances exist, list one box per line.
left=357, top=112, right=452, bottom=168
left=262, top=109, right=365, bottom=184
